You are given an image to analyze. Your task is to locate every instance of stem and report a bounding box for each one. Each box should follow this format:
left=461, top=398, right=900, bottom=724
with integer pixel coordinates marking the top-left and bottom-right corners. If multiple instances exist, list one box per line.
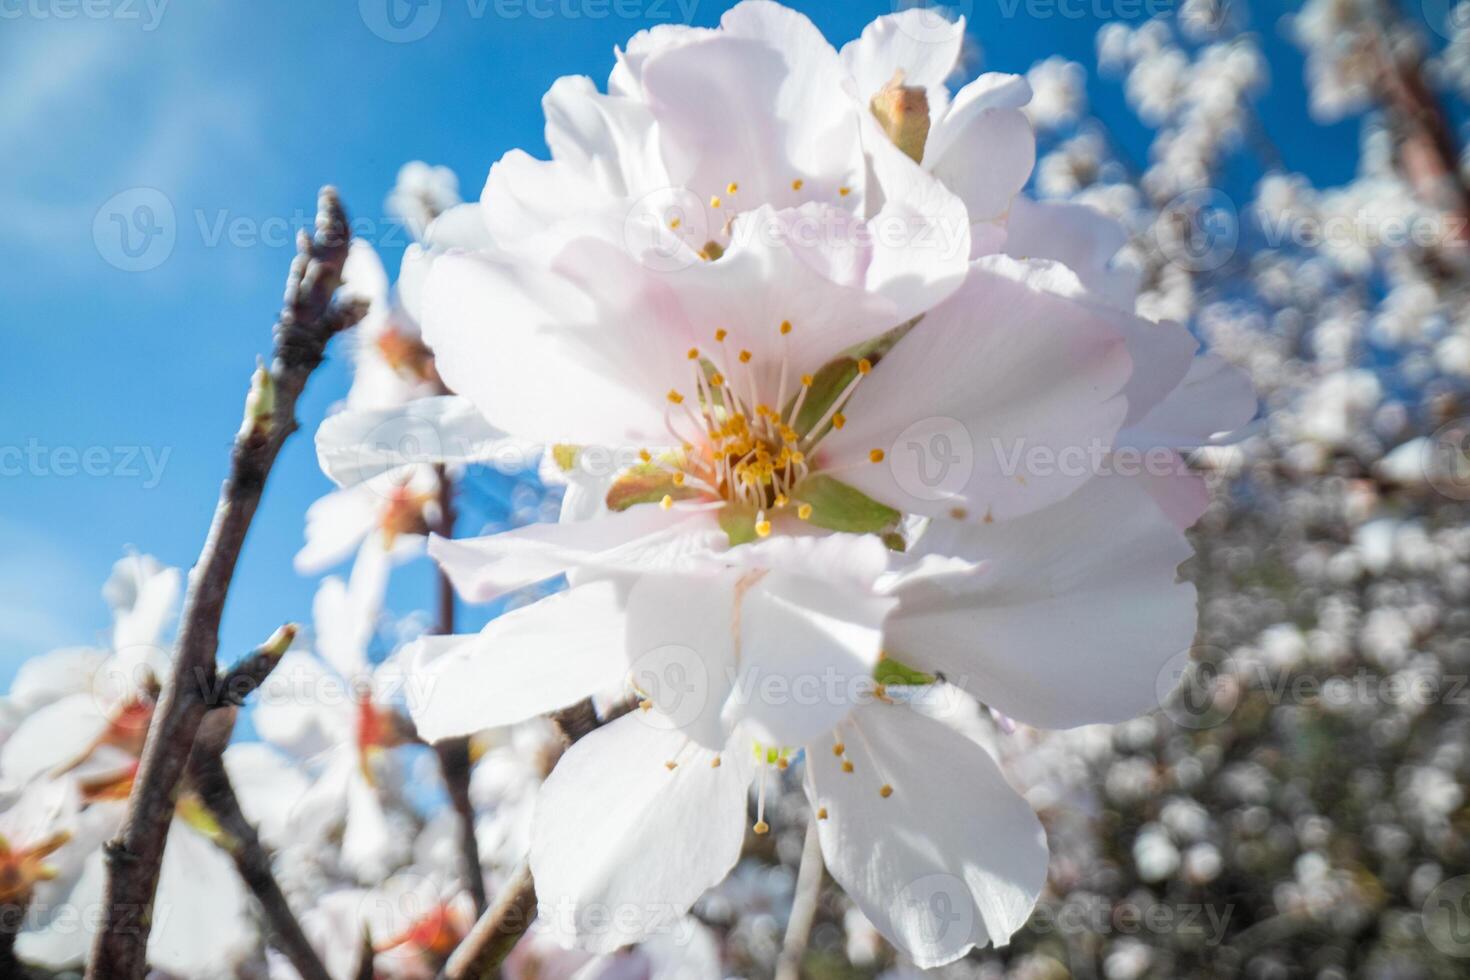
left=775, top=815, right=824, bottom=980
left=432, top=466, right=489, bottom=916
left=186, top=709, right=332, bottom=980
left=87, top=188, right=366, bottom=980
left=440, top=698, right=609, bottom=978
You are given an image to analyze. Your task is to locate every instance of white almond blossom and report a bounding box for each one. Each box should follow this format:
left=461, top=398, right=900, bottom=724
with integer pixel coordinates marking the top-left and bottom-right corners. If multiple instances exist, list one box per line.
left=302, top=3, right=1242, bottom=966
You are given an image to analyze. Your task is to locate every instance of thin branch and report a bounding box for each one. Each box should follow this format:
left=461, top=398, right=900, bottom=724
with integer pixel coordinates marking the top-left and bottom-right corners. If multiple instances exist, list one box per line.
left=432, top=466, right=489, bottom=916
left=776, top=815, right=825, bottom=980
left=441, top=864, right=537, bottom=980
left=439, top=698, right=610, bottom=979
left=88, top=187, right=366, bottom=980
left=186, top=707, right=332, bottom=980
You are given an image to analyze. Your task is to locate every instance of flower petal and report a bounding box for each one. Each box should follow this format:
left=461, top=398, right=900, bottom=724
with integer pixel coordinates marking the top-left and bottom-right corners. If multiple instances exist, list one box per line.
left=804, top=701, right=1046, bottom=967
left=316, top=395, right=517, bottom=488
left=817, top=257, right=1131, bottom=521
left=887, top=472, right=1197, bottom=728
left=405, top=581, right=632, bottom=743
left=531, top=713, right=752, bottom=953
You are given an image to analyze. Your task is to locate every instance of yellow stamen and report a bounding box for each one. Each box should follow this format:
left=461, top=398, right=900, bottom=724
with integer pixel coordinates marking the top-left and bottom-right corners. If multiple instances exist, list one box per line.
left=660, top=495, right=673, bottom=510
left=672, top=472, right=686, bottom=486
left=669, top=217, right=681, bottom=229
left=667, top=390, right=684, bottom=404
left=727, top=181, right=739, bottom=194
left=839, top=186, right=851, bottom=196
left=710, top=195, right=721, bottom=208
left=817, top=807, right=828, bottom=819
left=738, top=349, right=752, bottom=364
left=832, top=742, right=846, bottom=756
left=842, top=760, right=855, bottom=773
left=755, top=519, right=772, bottom=538
left=857, top=358, right=872, bottom=375
left=711, top=756, right=721, bottom=768
left=869, top=448, right=885, bottom=463
left=687, top=347, right=700, bottom=360
left=754, top=820, right=770, bottom=835
left=800, top=373, right=813, bottom=387
left=792, top=178, right=804, bottom=191
left=879, top=784, right=894, bottom=798
left=798, top=503, right=813, bottom=520
left=833, top=412, right=846, bottom=429
left=715, top=328, right=728, bottom=342
left=780, top=320, right=792, bottom=335
left=639, top=449, right=652, bottom=462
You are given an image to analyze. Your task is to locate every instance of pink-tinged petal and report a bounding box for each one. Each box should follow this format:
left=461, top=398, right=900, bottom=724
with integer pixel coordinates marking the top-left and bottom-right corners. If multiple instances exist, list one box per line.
left=817, top=257, right=1131, bottom=521
left=840, top=9, right=966, bottom=105
left=405, top=581, right=631, bottom=743
left=924, top=74, right=1035, bottom=222
left=1005, top=195, right=1141, bottom=310
left=530, top=713, right=753, bottom=953
left=804, top=702, right=1046, bottom=967
left=887, top=473, right=1197, bottom=728
left=421, top=250, right=676, bottom=446
left=1123, top=352, right=1258, bottom=449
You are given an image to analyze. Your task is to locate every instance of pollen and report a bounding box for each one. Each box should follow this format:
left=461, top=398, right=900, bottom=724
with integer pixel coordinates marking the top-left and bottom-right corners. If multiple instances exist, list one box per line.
left=687, top=347, right=700, bottom=360
left=710, top=195, right=722, bottom=208
left=792, top=178, right=804, bottom=191
left=832, top=412, right=846, bottom=429
left=667, top=389, right=684, bottom=404
left=738, top=349, right=752, bottom=364
left=857, top=358, right=872, bottom=375
left=753, top=820, right=770, bottom=835
left=869, top=448, right=885, bottom=463
left=798, top=503, right=813, bottom=520
left=879, top=784, right=894, bottom=798
left=727, top=181, right=739, bottom=194
left=780, top=320, right=792, bottom=335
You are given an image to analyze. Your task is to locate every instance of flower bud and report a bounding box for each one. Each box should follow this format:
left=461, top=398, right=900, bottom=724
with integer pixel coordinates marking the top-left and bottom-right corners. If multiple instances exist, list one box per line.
left=870, top=70, right=930, bottom=164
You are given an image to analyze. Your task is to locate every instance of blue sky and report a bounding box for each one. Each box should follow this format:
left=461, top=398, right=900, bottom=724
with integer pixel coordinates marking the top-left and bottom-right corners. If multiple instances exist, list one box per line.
left=1, top=0, right=1364, bottom=681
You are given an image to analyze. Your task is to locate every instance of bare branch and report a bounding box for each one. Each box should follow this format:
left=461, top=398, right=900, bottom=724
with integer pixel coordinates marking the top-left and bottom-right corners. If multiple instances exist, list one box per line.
left=442, top=864, right=537, bottom=980
left=87, top=187, right=365, bottom=980
left=187, top=709, right=332, bottom=980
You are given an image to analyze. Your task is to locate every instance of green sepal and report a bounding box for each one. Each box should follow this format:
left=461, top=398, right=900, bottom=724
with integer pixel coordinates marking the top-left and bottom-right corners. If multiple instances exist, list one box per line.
left=719, top=504, right=759, bottom=546
left=874, top=655, right=937, bottom=687
left=794, top=474, right=901, bottom=535
left=605, top=464, right=702, bottom=512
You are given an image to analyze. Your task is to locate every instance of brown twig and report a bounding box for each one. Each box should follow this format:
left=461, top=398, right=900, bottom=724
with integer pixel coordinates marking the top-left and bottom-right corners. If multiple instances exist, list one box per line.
left=186, top=706, right=332, bottom=980
left=432, top=466, right=489, bottom=916
left=439, top=698, right=609, bottom=979
left=87, top=187, right=366, bottom=980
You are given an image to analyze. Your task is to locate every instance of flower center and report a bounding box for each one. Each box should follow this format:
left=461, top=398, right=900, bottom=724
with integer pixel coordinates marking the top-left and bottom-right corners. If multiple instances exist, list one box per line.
left=656, top=322, right=874, bottom=537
